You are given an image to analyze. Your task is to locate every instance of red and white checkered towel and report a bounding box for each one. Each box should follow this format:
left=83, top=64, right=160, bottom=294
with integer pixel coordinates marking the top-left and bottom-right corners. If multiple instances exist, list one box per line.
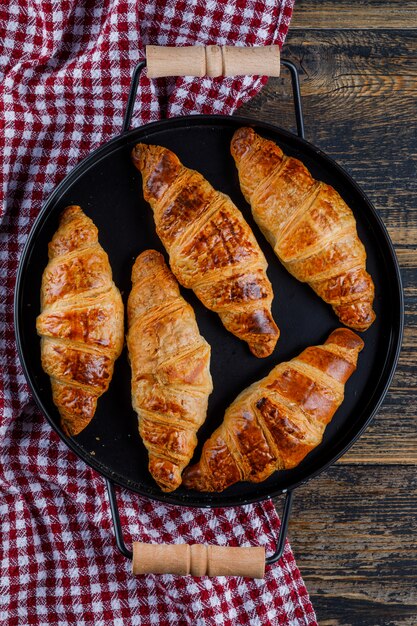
left=0, top=1, right=318, bottom=624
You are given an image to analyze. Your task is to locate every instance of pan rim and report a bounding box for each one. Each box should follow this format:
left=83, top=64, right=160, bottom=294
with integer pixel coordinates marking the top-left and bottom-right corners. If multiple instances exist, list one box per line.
left=14, top=113, right=404, bottom=508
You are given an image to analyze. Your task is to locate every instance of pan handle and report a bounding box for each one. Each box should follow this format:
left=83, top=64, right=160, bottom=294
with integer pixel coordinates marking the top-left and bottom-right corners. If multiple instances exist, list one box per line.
left=132, top=542, right=266, bottom=578
left=121, top=56, right=304, bottom=139
left=122, top=61, right=146, bottom=134
left=105, top=478, right=294, bottom=578
left=145, top=45, right=280, bottom=79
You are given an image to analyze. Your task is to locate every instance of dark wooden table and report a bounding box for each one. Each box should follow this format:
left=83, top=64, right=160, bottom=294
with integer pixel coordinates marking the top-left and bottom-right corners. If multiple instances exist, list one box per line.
left=239, top=2, right=417, bottom=623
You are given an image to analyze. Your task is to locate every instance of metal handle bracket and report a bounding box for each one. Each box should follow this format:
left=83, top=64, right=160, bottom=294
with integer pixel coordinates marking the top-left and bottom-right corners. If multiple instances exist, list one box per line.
left=121, top=58, right=305, bottom=140
left=266, top=490, right=294, bottom=564
left=106, top=478, right=133, bottom=559
left=106, top=478, right=294, bottom=569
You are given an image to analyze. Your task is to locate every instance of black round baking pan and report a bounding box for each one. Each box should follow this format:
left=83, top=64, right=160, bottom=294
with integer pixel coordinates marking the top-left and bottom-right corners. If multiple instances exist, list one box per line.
left=14, top=62, right=404, bottom=512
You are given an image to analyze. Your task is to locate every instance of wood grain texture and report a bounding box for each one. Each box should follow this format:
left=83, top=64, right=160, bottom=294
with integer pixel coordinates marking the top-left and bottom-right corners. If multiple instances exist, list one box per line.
left=239, top=6, right=417, bottom=623
left=274, top=465, right=417, bottom=624
left=291, top=0, right=417, bottom=30
left=239, top=29, right=417, bottom=465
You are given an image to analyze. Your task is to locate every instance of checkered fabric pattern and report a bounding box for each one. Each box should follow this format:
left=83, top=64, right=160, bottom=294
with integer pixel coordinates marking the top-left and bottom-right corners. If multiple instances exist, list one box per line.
left=0, top=1, right=318, bottom=624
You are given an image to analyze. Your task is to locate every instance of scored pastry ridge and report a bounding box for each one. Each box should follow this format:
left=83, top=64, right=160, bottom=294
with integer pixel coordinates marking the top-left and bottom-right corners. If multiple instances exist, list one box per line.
left=127, top=249, right=213, bottom=492
left=36, top=205, right=124, bottom=437
left=132, top=142, right=280, bottom=358
left=231, top=127, right=376, bottom=332
left=182, top=328, right=364, bottom=492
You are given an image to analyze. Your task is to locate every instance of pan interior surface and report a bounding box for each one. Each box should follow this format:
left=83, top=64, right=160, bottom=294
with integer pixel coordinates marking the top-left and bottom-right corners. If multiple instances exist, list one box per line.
left=15, top=116, right=403, bottom=507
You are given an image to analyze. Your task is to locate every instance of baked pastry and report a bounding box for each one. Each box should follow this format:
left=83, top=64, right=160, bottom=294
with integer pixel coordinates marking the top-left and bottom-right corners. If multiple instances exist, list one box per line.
left=36, top=205, right=124, bottom=436
left=183, top=328, right=364, bottom=492
left=127, top=250, right=213, bottom=492
left=132, top=143, right=279, bottom=358
left=231, top=127, right=376, bottom=332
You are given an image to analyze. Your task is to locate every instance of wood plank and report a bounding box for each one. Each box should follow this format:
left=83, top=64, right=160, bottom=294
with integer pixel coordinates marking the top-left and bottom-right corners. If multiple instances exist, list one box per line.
left=247, top=16, right=417, bottom=625
left=238, top=29, right=417, bottom=465
left=239, top=31, right=417, bottom=260
left=291, top=0, right=417, bottom=30
left=273, top=465, right=417, bottom=625
left=242, top=30, right=417, bottom=235
left=395, top=248, right=417, bottom=267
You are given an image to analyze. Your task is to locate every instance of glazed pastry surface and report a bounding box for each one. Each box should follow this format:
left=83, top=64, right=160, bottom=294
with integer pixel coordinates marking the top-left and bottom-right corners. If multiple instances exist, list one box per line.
left=132, top=143, right=279, bottom=358
left=231, top=127, right=376, bottom=331
left=183, top=328, right=364, bottom=492
left=36, top=205, right=124, bottom=436
left=127, top=250, right=213, bottom=492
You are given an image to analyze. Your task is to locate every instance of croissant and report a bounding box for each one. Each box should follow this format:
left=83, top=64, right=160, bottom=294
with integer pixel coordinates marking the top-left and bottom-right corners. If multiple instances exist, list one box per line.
left=182, top=328, right=364, bottom=492
left=231, top=127, right=376, bottom=332
left=127, top=250, right=213, bottom=492
left=132, top=143, right=279, bottom=358
left=36, top=206, right=124, bottom=436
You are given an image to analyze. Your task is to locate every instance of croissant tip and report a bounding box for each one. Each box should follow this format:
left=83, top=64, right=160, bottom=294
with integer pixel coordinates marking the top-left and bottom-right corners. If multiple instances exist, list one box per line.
left=131, top=143, right=142, bottom=162
left=61, top=417, right=84, bottom=437
left=327, top=327, right=365, bottom=352
left=249, top=338, right=279, bottom=358
left=131, top=142, right=152, bottom=170
left=231, top=126, right=255, bottom=142
left=60, top=205, right=82, bottom=223
left=351, top=308, right=376, bottom=332
left=230, top=127, right=256, bottom=161
left=132, top=248, right=162, bottom=270
left=157, top=481, right=180, bottom=493
left=247, top=315, right=280, bottom=358
left=334, top=301, right=376, bottom=333
left=131, top=250, right=170, bottom=289
left=182, top=464, right=203, bottom=491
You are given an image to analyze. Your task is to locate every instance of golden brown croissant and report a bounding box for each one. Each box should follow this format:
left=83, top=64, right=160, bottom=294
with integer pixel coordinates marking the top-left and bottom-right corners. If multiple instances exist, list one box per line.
left=183, top=328, right=364, bottom=492
left=231, top=127, right=376, bottom=332
left=132, top=143, right=279, bottom=358
left=36, top=206, right=124, bottom=436
left=127, top=250, right=213, bottom=492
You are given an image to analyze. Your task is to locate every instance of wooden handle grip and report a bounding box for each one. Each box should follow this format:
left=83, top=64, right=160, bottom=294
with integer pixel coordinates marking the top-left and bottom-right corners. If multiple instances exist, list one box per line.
left=146, top=45, right=280, bottom=78
left=132, top=542, right=265, bottom=578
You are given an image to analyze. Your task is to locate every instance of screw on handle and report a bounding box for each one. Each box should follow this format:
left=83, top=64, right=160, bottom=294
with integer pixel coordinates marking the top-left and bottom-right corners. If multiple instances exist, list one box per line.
left=132, top=542, right=265, bottom=578
left=146, top=45, right=280, bottom=78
